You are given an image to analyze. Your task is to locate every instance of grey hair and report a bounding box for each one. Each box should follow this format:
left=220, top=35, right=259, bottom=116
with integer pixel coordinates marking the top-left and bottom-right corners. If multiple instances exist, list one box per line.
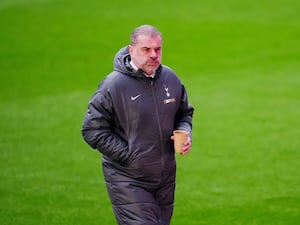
left=130, top=25, right=162, bottom=46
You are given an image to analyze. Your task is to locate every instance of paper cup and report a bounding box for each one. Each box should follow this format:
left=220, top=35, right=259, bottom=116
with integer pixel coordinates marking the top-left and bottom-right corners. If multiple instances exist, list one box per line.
left=173, top=130, right=188, bottom=153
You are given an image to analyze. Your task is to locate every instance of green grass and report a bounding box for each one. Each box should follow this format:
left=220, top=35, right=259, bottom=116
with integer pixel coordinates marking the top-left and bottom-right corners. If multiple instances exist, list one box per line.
left=1, top=0, right=300, bottom=224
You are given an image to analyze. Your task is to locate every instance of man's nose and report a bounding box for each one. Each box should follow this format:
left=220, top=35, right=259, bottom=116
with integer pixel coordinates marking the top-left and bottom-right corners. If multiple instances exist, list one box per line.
left=149, top=49, right=157, bottom=58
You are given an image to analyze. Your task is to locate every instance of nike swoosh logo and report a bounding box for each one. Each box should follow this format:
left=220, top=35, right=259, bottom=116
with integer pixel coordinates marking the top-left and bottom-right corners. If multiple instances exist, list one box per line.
left=131, top=94, right=141, bottom=101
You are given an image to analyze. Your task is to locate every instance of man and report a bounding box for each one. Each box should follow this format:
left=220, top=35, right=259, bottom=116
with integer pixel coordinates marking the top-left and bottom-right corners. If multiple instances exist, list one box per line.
left=82, top=24, right=194, bottom=225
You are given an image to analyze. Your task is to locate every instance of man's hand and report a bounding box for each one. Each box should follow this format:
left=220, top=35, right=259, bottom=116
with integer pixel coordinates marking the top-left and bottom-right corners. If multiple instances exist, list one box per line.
left=171, top=135, right=192, bottom=155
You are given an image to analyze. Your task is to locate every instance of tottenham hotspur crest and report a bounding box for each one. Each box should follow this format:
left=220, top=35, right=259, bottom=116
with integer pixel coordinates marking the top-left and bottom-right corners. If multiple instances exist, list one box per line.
left=164, top=84, right=170, bottom=97
left=163, top=84, right=175, bottom=104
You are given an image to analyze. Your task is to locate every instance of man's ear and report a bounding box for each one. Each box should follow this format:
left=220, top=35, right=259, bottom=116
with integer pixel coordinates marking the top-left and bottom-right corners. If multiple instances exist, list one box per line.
left=128, top=45, right=133, bottom=55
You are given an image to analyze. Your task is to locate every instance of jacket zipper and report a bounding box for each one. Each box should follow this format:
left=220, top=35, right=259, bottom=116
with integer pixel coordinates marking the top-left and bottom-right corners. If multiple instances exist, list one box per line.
left=150, top=79, right=165, bottom=180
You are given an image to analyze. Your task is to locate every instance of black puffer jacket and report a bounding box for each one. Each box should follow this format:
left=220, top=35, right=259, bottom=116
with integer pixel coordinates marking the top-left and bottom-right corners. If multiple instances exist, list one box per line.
left=82, top=46, right=194, bottom=184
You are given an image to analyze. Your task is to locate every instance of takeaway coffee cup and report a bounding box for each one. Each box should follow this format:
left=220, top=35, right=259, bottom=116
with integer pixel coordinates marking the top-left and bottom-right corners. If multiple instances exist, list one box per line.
left=173, top=130, right=188, bottom=153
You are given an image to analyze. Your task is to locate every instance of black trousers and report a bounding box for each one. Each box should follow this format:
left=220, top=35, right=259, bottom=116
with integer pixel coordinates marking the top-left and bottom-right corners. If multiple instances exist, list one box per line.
left=103, top=160, right=176, bottom=225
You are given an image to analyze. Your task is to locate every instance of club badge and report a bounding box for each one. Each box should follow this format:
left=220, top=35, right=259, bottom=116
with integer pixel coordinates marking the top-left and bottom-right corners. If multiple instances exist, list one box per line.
left=164, top=84, right=170, bottom=97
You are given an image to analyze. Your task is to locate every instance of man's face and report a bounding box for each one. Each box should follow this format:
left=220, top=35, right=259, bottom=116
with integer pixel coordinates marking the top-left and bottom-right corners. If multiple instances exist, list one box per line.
left=129, top=35, right=162, bottom=75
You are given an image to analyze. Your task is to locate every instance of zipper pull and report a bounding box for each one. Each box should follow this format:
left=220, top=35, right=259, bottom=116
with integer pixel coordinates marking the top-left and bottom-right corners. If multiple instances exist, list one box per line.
left=150, top=77, right=154, bottom=85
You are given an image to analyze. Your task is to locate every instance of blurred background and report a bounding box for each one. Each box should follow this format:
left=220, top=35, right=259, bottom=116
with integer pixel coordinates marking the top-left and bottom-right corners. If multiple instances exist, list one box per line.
left=1, top=0, right=299, bottom=224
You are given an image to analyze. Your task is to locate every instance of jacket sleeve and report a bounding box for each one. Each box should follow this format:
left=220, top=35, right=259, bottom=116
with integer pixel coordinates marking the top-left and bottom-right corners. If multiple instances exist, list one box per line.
left=81, top=90, right=129, bottom=164
left=174, top=85, right=194, bottom=136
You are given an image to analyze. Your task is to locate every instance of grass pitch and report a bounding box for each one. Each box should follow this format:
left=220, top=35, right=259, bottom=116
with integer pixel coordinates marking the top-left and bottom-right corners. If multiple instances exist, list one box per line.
left=1, top=0, right=299, bottom=224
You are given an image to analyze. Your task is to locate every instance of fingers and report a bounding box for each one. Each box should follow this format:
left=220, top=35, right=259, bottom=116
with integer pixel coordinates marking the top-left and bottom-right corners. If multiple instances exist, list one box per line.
left=184, top=135, right=191, bottom=145
left=180, top=136, right=191, bottom=155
